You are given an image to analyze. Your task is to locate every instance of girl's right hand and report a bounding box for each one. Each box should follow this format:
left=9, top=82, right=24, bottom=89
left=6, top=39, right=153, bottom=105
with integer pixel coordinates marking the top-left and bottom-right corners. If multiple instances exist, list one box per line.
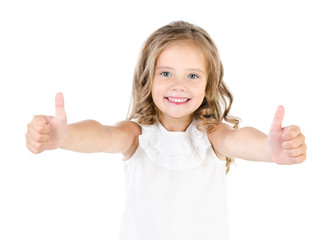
left=26, top=93, right=68, bottom=154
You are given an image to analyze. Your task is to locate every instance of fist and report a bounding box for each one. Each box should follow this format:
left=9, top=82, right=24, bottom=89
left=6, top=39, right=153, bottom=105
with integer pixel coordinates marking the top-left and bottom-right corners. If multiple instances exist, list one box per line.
left=26, top=93, right=68, bottom=153
left=268, top=106, right=307, bottom=164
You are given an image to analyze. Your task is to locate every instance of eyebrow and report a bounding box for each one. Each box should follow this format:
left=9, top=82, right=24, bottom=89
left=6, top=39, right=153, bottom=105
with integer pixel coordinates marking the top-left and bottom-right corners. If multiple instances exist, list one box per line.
left=156, top=66, right=206, bottom=75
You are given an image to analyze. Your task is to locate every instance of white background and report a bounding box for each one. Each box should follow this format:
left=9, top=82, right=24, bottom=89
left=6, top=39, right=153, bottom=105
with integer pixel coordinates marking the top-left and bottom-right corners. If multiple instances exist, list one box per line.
left=1, top=0, right=329, bottom=239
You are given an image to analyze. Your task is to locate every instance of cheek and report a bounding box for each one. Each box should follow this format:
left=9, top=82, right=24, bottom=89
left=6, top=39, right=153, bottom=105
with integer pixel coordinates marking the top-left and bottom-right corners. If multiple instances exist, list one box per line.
left=151, top=83, right=163, bottom=106
left=195, top=88, right=207, bottom=106
left=152, top=80, right=166, bottom=97
left=194, top=84, right=206, bottom=98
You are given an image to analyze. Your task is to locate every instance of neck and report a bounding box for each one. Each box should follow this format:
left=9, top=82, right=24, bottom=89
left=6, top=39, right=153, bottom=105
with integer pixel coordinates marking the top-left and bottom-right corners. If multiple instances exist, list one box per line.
left=159, top=115, right=193, bottom=132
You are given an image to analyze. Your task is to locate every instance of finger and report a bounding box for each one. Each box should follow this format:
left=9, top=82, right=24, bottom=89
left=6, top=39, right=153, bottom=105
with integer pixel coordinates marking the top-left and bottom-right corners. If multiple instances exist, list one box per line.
left=283, top=143, right=307, bottom=157
left=26, top=129, right=50, bottom=143
left=26, top=140, right=38, bottom=154
left=286, top=154, right=307, bottom=164
left=55, top=92, right=66, bottom=121
left=26, top=138, right=43, bottom=154
left=31, top=116, right=51, bottom=133
left=282, top=125, right=301, bottom=141
left=30, top=137, right=49, bottom=152
left=270, top=105, right=285, bottom=132
left=282, top=133, right=305, bottom=149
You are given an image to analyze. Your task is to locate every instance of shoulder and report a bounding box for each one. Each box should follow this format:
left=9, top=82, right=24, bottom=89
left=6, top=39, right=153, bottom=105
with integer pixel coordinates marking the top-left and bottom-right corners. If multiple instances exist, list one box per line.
left=207, top=122, right=235, bottom=141
left=114, top=120, right=142, bottom=135
left=114, top=120, right=142, bottom=160
left=207, top=122, right=236, bottom=158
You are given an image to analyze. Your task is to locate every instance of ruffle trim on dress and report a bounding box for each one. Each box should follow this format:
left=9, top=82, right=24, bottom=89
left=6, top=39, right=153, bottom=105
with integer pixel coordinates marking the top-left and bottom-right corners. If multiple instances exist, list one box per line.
left=138, top=121, right=211, bottom=170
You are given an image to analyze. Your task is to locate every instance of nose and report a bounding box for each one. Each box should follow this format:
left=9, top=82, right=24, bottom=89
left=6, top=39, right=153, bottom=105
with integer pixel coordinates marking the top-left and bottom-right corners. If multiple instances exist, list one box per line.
left=170, top=76, right=186, bottom=91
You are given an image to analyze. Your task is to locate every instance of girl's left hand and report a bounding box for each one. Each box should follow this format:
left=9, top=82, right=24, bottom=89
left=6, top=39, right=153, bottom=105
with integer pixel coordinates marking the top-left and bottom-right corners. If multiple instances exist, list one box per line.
left=267, top=106, right=307, bottom=164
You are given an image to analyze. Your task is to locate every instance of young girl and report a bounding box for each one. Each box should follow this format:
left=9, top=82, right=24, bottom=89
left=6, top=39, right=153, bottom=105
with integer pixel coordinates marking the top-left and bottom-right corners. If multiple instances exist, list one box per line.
left=25, top=21, right=306, bottom=240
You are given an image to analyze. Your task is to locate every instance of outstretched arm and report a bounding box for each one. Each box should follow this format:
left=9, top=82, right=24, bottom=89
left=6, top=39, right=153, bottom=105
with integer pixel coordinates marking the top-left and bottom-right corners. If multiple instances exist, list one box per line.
left=26, top=93, right=140, bottom=156
left=208, top=106, right=307, bottom=164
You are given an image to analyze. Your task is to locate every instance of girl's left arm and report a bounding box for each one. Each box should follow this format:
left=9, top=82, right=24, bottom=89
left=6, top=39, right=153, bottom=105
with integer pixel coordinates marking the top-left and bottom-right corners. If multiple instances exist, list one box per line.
left=208, top=106, right=307, bottom=164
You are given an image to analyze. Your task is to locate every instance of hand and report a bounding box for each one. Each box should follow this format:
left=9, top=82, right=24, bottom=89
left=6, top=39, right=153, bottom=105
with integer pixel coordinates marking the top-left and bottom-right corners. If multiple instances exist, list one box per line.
left=26, top=93, right=68, bottom=154
left=268, top=106, right=307, bottom=164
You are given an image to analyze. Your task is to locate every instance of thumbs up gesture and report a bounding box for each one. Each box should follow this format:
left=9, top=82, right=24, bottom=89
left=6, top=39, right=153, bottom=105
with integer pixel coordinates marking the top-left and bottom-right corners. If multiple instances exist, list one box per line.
left=26, top=93, right=68, bottom=154
left=268, top=106, right=307, bottom=164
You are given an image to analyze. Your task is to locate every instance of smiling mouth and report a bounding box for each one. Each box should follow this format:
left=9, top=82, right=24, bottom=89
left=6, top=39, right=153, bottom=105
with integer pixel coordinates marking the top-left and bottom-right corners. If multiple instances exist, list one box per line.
left=165, top=97, right=191, bottom=104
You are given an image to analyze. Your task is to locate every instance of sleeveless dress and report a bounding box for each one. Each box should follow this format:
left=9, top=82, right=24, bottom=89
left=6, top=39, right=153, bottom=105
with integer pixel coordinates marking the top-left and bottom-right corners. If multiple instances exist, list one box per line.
left=118, top=121, right=230, bottom=240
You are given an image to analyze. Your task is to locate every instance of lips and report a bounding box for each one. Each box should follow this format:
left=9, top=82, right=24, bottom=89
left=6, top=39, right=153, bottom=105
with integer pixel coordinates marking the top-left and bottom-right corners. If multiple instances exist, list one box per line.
left=165, top=97, right=191, bottom=104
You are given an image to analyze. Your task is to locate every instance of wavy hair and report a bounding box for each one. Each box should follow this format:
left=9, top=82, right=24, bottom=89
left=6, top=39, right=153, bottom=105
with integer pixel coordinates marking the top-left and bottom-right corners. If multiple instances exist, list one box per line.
left=127, top=21, right=240, bottom=174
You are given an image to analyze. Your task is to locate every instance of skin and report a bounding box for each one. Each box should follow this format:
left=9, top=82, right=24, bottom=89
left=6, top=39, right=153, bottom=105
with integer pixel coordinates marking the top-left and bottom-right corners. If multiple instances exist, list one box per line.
left=25, top=40, right=307, bottom=164
left=152, top=40, right=207, bottom=131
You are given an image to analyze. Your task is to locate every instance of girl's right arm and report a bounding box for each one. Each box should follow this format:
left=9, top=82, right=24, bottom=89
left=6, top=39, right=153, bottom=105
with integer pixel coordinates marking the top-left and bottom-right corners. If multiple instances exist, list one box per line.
left=25, top=93, right=140, bottom=157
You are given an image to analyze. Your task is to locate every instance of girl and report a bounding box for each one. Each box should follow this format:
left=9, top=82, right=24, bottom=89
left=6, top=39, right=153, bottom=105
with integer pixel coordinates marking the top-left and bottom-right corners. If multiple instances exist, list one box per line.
left=25, top=21, right=306, bottom=240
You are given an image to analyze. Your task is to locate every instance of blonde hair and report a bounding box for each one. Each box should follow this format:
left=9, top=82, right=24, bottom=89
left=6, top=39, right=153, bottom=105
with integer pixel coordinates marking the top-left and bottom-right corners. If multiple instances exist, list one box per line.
left=127, top=21, right=240, bottom=174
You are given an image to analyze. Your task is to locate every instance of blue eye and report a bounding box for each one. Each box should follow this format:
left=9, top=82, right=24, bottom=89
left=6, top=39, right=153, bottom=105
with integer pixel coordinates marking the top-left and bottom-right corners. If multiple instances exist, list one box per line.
left=161, top=72, right=171, bottom=77
left=188, top=74, right=198, bottom=79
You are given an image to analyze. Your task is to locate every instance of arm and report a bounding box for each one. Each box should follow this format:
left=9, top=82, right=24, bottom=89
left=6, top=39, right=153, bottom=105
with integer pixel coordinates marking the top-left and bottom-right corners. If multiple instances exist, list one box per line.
left=208, top=106, right=307, bottom=164
left=60, top=120, right=140, bottom=155
left=209, top=125, right=272, bottom=162
left=25, top=93, right=140, bottom=157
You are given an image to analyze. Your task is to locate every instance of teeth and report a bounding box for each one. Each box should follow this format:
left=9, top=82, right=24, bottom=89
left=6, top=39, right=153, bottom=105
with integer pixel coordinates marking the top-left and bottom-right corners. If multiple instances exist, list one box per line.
left=167, top=97, right=189, bottom=103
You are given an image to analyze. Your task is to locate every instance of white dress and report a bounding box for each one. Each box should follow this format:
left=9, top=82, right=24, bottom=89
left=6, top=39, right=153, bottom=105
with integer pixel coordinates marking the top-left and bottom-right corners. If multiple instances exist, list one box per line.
left=118, top=121, right=230, bottom=240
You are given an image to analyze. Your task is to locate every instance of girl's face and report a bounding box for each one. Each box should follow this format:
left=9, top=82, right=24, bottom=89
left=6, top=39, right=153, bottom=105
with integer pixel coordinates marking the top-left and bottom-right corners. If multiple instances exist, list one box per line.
left=152, top=40, right=207, bottom=128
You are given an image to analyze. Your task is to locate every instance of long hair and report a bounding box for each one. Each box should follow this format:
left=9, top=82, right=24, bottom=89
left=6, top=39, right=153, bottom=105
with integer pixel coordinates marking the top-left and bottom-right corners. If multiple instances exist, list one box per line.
left=127, top=21, right=240, bottom=174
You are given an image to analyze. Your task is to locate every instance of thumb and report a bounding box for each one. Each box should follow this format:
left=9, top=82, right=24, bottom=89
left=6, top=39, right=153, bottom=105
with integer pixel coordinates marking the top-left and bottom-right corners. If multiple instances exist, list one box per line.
left=55, top=92, right=66, bottom=120
left=270, top=105, right=285, bottom=132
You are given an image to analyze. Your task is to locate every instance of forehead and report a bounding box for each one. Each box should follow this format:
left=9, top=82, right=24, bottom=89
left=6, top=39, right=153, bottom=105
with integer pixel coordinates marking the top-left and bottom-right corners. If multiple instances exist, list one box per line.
left=156, top=40, right=207, bottom=70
